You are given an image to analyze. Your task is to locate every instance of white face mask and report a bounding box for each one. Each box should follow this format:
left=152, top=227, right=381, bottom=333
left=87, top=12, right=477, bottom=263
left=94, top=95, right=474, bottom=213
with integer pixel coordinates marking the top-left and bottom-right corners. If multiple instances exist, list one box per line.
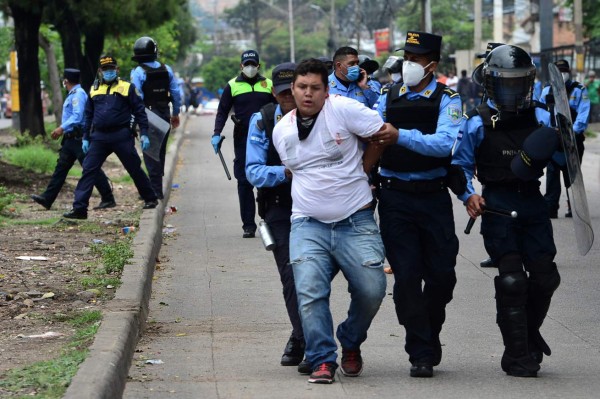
left=242, top=65, right=258, bottom=78
left=391, top=72, right=402, bottom=83
left=402, top=61, right=432, bottom=87
left=561, top=72, right=570, bottom=82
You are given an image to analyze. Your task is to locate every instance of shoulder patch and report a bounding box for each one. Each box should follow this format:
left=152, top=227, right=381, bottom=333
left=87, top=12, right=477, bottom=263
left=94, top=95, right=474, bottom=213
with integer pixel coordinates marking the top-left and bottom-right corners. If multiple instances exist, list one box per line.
left=72, top=97, right=79, bottom=107
left=447, top=104, right=462, bottom=124
left=444, top=87, right=459, bottom=98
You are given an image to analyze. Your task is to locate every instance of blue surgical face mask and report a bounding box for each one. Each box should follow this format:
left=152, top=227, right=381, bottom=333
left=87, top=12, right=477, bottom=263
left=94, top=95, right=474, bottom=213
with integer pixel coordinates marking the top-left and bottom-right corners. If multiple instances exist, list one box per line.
left=102, top=70, right=117, bottom=82
left=344, top=65, right=360, bottom=82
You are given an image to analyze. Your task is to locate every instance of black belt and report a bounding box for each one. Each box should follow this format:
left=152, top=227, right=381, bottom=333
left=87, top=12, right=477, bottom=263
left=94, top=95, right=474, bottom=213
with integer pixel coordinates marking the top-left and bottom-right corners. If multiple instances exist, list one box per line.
left=97, top=124, right=130, bottom=133
left=483, top=181, right=540, bottom=193
left=382, top=177, right=446, bottom=193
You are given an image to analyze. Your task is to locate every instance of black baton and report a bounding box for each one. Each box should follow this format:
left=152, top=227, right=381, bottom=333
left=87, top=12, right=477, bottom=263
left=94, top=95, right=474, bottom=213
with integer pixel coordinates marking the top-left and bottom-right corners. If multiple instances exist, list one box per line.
left=464, top=205, right=517, bottom=235
left=216, top=136, right=231, bottom=180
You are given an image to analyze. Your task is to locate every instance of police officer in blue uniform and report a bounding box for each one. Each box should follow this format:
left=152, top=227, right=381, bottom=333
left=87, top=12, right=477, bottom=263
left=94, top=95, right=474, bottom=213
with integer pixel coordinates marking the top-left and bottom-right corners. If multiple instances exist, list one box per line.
left=32, top=68, right=115, bottom=211
left=212, top=50, right=275, bottom=238
left=329, top=46, right=380, bottom=108
left=130, top=36, right=182, bottom=199
left=540, top=59, right=590, bottom=218
left=245, top=62, right=310, bottom=375
left=452, top=45, right=560, bottom=378
left=372, top=31, right=462, bottom=378
left=64, top=55, right=158, bottom=219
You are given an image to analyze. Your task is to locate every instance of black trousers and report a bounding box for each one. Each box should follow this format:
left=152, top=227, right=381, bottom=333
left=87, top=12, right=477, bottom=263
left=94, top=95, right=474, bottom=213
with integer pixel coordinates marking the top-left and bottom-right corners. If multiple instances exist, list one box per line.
left=266, top=205, right=303, bottom=340
left=143, top=109, right=171, bottom=199
left=233, top=124, right=256, bottom=232
left=41, top=138, right=113, bottom=205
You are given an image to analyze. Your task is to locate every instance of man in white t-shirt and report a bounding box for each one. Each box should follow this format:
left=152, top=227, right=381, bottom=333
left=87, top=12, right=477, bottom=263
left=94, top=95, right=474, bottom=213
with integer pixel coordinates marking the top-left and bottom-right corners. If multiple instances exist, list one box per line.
left=272, top=58, right=398, bottom=384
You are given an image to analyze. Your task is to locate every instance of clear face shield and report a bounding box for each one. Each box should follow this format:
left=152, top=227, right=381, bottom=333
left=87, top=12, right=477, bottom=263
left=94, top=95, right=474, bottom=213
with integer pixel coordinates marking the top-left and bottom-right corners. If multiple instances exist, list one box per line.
left=485, top=68, right=535, bottom=115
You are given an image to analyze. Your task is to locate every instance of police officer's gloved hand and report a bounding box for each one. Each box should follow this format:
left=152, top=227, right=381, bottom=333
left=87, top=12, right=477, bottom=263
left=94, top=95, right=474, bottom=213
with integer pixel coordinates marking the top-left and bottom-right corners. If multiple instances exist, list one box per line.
left=211, top=134, right=221, bottom=154
left=82, top=139, right=90, bottom=154
left=140, top=135, right=150, bottom=151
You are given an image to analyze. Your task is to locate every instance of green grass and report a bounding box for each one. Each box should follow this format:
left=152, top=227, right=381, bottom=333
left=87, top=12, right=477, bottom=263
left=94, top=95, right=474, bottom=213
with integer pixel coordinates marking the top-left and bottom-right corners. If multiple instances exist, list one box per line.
left=0, top=216, right=60, bottom=226
left=0, top=310, right=101, bottom=399
left=79, top=276, right=122, bottom=289
left=90, top=237, right=134, bottom=274
left=0, top=185, right=16, bottom=213
left=2, top=144, right=58, bottom=175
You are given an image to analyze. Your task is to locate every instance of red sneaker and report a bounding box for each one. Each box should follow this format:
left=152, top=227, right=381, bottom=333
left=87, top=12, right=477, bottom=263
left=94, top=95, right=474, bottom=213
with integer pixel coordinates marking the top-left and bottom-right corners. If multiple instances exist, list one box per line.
left=308, top=362, right=337, bottom=384
left=340, top=349, right=363, bottom=377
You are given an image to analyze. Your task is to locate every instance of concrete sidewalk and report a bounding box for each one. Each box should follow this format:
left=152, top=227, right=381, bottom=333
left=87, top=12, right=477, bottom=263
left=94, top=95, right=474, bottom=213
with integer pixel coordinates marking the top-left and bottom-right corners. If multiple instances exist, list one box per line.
left=111, top=115, right=600, bottom=399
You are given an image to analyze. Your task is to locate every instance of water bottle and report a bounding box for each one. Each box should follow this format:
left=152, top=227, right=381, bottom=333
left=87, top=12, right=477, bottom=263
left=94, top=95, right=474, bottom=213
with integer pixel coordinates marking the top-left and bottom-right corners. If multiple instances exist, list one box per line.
left=258, top=220, right=275, bottom=251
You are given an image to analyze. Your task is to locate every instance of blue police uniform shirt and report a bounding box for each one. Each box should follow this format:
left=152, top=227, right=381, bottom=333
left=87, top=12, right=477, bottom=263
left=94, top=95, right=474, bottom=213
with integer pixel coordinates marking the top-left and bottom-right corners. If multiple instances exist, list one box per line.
left=245, top=105, right=288, bottom=188
left=328, top=72, right=381, bottom=108
left=61, top=84, right=87, bottom=134
left=130, top=61, right=181, bottom=116
left=539, top=82, right=590, bottom=134
left=376, top=78, right=463, bottom=181
left=452, top=99, right=552, bottom=203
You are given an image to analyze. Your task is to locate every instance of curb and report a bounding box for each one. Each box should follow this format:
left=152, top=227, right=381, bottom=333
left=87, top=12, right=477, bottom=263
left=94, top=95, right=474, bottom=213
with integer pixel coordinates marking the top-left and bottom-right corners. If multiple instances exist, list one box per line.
left=63, top=116, right=188, bottom=399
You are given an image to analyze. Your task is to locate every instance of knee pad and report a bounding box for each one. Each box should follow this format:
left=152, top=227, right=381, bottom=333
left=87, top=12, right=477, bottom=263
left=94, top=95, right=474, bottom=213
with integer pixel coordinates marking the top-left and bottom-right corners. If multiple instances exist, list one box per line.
left=495, top=271, right=528, bottom=308
left=529, top=263, right=561, bottom=297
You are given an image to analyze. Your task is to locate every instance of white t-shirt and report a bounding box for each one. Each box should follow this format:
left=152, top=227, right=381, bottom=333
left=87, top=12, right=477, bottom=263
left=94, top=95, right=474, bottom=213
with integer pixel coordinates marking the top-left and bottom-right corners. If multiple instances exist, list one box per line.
left=272, top=95, right=384, bottom=223
left=446, top=76, right=458, bottom=91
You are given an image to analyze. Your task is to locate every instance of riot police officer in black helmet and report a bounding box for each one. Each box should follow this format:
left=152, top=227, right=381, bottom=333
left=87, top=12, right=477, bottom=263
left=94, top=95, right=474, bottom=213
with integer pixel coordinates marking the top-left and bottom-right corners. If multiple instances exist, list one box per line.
left=452, top=44, right=561, bottom=378
left=130, top=36, right=182, bottom=200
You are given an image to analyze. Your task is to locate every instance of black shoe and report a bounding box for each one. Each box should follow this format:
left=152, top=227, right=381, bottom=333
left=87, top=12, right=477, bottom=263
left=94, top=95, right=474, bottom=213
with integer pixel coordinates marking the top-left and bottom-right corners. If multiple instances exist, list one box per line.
left=500, top=353, right=540, bottom=377
left=297, top=358, right=312, bottom=375
left=480, top=257, right=496, bottom=268
left=143, top=200, right=158, bottom=209
left=63, top=209, right=87, bottom=220
left=243, top=229, right=255, bottom=238
left=93, top=200, right=116, bottom=210
left=281, top=336, right=305, bottom=366
left=31, top=194, right=51, bottom=210
left=410, top=361, right=434, bottom=378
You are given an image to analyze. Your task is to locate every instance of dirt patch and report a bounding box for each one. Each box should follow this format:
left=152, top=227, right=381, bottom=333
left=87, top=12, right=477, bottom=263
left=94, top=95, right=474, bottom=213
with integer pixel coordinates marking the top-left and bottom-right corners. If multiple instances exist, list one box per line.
left=0, top=157, right=147, bottom=379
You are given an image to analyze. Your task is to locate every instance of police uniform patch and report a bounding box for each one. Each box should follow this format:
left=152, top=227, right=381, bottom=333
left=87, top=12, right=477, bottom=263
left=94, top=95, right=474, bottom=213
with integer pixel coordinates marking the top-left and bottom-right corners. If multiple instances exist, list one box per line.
left=261, top=80, right=267, bottom=88
left=447, top=105, right=462, bottom=124
left=72, top=97, right=79, bottom=107
left=330, top=80, right=336, bottom=87
left=423, top=89, right=433, bottom=97
left=116, top=86, right=125, bottom=94
left=400, top=86, right=407, bottom=95
left=276, top=114, right=282, bottom=122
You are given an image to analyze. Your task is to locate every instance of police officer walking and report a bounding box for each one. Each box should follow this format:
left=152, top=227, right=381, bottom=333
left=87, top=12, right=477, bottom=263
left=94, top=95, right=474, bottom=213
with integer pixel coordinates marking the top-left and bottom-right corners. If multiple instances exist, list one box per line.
left=130, top=36, right=182, bottom=200
left=64, top=55, right=158, bottom=219
left=452, top=45, right=560, bottom=377
left=212, top=50, right=275, bottom=238
left=31, top=68, right=115, bottom=211
left=540, top=59, right=590, bottom=218
left=372, top=31, right=462, bottom=378
left=245, top=62, right=310, bottom=374
left=328, top=46, right=380, bottom=108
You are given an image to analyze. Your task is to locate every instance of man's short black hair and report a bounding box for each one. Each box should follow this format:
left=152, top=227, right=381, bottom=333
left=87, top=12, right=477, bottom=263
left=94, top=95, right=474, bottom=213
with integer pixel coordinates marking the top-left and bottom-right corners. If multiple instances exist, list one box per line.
left=294, top=58, right=329, bottom=88
left=333, top=46, right=358, bottom=62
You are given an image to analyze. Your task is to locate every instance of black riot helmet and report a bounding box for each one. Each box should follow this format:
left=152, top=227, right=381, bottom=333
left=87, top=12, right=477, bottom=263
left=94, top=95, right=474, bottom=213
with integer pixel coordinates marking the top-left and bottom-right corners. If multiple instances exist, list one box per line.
left=482, top=44, right=536, bottom=115
left=132, top=36, right=158, bottom=62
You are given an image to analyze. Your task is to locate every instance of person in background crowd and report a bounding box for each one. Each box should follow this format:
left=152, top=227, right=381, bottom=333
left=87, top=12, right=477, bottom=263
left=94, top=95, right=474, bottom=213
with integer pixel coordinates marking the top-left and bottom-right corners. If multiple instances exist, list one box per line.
left=63, top=55, right=158, bottom=219
left=32, top=68, right=115, bottom=211
left=211, top=50, right=275, bottom=238
left=328, top=46, right=380, bottom=108
left=539, top=59, right=590, bottom=218
left=130, top=36, right=181, bottom=200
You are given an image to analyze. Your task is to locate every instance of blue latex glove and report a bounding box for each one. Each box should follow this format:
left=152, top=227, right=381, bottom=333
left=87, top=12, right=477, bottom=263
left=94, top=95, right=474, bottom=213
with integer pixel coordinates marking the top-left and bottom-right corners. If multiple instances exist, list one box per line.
left=140, top=135, right=150, bottom=151
left=211, top=134, right=221, bottom=154
left=82, top=139, right=90, bottom=154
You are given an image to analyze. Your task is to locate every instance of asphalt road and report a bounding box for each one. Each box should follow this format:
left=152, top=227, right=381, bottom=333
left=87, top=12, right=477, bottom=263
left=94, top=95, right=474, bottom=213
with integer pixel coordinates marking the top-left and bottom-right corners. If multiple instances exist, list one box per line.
left=122, top=114, right=600, bottom=399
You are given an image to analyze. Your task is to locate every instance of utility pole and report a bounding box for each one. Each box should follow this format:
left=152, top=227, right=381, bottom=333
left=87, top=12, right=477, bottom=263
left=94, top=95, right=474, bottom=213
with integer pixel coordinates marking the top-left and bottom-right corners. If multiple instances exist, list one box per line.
left=422, top=0, right=431, bottom=32
left=288, top=0, right=295, bottom=62
left=493, top=0, right=503, bottom=43
left=539, top=0, right=553, bottom=82
left=574, top=0, right=584, bottom=77
left=474, top=0, right=482, bottom=55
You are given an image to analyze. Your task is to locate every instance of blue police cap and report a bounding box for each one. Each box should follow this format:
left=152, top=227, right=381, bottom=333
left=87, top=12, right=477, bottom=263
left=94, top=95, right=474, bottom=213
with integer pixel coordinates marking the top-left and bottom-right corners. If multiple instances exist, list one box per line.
left=555, top=59, right=570, bottom=72
left=511, top=127, right=560, bottom=181
left=272, top=62, right=296, bottom=95
left=63, top=68, right=80, bottom=83
left=398, top=31, right=442, bottom=55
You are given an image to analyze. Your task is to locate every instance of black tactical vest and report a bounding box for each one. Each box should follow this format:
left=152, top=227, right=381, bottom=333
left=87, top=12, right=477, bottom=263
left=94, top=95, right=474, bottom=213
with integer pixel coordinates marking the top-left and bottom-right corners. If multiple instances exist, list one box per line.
left=473, top=103, right=543, bottom=184
left=381, top=82, right=452, bottom=172
left=256, top=103, right=292, bottom=205
left=141, top=64, right=171, bottom=116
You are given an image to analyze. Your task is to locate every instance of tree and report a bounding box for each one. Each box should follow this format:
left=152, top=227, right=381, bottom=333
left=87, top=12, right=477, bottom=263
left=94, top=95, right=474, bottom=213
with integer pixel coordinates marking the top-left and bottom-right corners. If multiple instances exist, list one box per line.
left=8, top=0, right=45, bottom=136
left=199, top=56, right=240, bottom=94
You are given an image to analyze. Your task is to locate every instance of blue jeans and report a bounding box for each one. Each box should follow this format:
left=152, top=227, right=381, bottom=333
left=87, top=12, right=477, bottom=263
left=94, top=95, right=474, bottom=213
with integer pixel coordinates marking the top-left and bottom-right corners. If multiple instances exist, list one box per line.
left=290, top=208, right=386, bottom=367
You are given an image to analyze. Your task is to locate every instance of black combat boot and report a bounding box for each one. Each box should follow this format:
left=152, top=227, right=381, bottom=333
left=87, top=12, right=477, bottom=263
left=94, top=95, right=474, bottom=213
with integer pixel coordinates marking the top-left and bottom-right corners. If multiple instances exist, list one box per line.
left=497, top=306, right=540, bottom=377
left=527, top=267, right=561, bottom=364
